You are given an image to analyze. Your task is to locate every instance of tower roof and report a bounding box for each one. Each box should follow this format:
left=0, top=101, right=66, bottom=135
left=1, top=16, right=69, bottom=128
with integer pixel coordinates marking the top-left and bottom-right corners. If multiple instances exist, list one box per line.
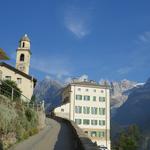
left=20, top=34, right=30, bottom=42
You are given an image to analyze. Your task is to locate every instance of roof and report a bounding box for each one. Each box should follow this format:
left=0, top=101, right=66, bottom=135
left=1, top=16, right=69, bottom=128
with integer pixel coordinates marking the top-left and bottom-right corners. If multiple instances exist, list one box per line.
left=65, top=81, right=110, bottom=89
left=20, top=34, right=30, bottom=42
left=0, top=62, right=37, bottom=83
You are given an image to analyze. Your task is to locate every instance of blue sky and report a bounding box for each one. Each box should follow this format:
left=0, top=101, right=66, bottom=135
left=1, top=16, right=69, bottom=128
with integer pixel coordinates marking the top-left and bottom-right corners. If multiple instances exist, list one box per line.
left=0, top=0, right=150, bottom=82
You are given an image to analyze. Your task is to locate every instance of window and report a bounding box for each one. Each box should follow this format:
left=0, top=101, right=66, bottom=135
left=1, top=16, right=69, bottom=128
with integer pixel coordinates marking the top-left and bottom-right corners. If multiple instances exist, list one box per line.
left=76, top=95, right=82, bottom=100
left=93, top=96, right=96, bottom=101
left=91, top=107, right=98, bottom=115
left=75, top=106, right=82, bottom=114
left=22, top=42, right=25, bottom=47
left=61, top=109, right=64, bottom=112
left=99, top=108, right=105, bottom=115
left=83, top=107, right=90, bottom=114
left=20, top=54, right=25, bottom=61
left=5, top=76, right=11, bottom=80
left=78, top=88, right=81, bottom=91
left=85, top=89, right=89, bottom=92
left=93, top=89, right=96, bottom=92
left=99, top=120, right=105, bottom=126
left=101, top=90, right=104, bottom=93
left=83, top=119, right=90, bottom=125
left=91, top=131, right=97, bottom=137
left=91, top=120, right=97, bottom=125
left=75, top=119, right=82, bottom=125
left=99, top=97, right=105, bottom=102
left=84, top=95, right=90, bottom=101
left=98, top=131, right=105, bottom=138
left=17, top=78, right=22, bottom=84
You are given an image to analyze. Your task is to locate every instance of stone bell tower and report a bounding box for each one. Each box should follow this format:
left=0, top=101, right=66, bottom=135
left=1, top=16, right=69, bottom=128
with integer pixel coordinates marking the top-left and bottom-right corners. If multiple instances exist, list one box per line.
left=16, top=34, right=31, bottom=74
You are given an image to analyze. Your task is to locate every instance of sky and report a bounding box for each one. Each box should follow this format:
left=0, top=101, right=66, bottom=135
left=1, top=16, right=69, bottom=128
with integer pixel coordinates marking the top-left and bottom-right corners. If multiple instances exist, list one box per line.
left=0, top=0, right=150, bottom=83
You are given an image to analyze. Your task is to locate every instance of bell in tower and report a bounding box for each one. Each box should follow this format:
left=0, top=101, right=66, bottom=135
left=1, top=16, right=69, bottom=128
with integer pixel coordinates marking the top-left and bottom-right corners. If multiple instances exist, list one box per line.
left=16, top=34, right=31, bottom=74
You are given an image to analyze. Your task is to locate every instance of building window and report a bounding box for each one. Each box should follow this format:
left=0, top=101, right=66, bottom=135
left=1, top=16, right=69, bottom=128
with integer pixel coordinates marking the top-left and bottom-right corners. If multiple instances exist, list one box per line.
left=75, top=119, right=82, bottom=125
left=78, top=88, right=81, bottom=91
left=61, top=109, right=64, bottom=112
left=75, top=106, right=82, bottom=114
left=91, top=120, right=97, bottom=125
left=83, top=119, right=90, bottom=125
left=22, top=42, right=25, bottom=47
left=84, top=131, right=88, bottom=134
left=20, top=54, right=25, bottom=61
left=101, top=90, right=104, bottom=93
left=5, top=76, right=11, bottom=80
left=91, top=131, right=97, bottom=137
left=99, top=120, right=105, bottom=126
left=76, top=95, right=82, bottom=100
left=84, top=95, right=90, bottom=101
left=83, top=107, right=90, bottom=114
left=17, top=78, right=22, bottom=84
left=93, top=96, right=96, bottom=101
left=85, top=89, right=89, bottom=92
left=98, top=131, right=105, bottom=138
left=91, top=107, right=98, bottom=115
left=99, top=97, right=105, bottom=102
left=99, top=108, right=105, bottom=115
left=93, top=89, right=96, bottom=92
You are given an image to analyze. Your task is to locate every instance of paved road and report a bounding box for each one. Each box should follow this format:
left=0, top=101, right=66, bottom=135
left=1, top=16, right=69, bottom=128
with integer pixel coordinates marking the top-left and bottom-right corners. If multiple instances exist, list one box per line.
left=9, top=118, right=75, bottom=150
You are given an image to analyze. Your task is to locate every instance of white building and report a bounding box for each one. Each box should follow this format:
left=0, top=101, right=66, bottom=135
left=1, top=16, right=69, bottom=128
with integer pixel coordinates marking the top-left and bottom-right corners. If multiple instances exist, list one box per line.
left=54, top=80, right=111, bottom=149
left=0, top=34, right=36, bottom=100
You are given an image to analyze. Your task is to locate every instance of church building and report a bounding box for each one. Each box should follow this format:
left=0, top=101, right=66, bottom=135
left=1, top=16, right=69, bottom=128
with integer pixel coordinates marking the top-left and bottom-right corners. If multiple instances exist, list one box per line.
left=0, top=34, right=36, bottom=101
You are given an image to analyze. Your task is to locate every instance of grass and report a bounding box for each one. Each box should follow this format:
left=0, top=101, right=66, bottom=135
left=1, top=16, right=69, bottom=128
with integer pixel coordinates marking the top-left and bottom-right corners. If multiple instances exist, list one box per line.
left=0, top=95, right=39, bottom=150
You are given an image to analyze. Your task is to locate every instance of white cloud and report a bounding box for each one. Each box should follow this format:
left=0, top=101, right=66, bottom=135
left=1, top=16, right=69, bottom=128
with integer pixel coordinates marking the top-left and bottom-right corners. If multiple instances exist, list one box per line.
left=117, top=67, right=132, bottom=75
left=64, top=77, right=72, bottom=84
left=78, top=74, right=88, bottom=81
left=138, top=31, right=150, bottom=43
left=117, top=31, right=150, bottom=76
left=31, top=55, right=71, bottom=79
left=45, top=75, right=51, bottom=80
left=64, top=6, right=91, bottom=39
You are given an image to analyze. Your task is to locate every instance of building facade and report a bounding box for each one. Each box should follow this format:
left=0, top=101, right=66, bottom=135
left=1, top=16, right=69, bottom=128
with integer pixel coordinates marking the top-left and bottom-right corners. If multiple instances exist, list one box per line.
left=0, top=34, right=36, bottom=101
left=54, top=80, right=111, bottom=149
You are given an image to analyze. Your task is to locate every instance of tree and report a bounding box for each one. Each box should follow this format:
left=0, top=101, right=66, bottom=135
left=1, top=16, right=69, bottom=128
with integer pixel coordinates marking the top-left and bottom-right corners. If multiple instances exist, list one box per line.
left=0, top=80, right=22, bottom=100
left=114, top=125, right=141, bottom=150
left=0, top=48, right=9, bottom=60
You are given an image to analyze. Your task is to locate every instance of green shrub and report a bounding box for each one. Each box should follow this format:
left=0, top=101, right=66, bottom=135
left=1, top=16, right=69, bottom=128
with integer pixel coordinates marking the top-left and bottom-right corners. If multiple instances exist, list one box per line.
left=0, top=95, right=39, bottom=149
left=0, top=104, right=17, bottom=134
left=0, top=80, right=22, bottom=101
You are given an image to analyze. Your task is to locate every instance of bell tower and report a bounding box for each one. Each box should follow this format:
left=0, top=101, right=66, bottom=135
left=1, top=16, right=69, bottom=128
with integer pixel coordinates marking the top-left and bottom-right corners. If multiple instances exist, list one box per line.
left=16, top=34, right=31, bottom=74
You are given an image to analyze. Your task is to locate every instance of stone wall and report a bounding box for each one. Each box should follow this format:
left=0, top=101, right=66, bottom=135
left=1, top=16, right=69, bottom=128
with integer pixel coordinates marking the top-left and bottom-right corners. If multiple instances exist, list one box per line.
left=54, top=117, right=100, bottom=150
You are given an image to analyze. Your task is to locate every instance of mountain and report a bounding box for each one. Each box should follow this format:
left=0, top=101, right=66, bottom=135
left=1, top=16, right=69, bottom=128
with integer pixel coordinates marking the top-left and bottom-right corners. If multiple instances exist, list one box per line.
left=33, top=77, right=63, bottom=111
left=110, top=79, right=137, bottom=108
left=112, top=78, right=150, bottom=149
left=100, top=79, right=139, bottom=117
left=34, top=78, right=139, bottom=113
left=113, top=78, right=150, bottom=128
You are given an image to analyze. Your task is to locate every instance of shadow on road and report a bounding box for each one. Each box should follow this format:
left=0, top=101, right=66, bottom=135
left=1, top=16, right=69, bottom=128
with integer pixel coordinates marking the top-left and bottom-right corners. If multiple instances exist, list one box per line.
left=54, top=118, right=76, bottom=150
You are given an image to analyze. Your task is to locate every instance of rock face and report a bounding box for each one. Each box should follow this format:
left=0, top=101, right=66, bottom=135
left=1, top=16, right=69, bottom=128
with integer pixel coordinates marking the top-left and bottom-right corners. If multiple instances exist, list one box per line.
left=110, top=79, right=137, bottom=108
left=113, top=78, right=150, bottom=129
left=100, top=79, right=139, bottom=117
left=34, top=78, right=139, bottom=113
left=33, top=77, right=63, bottom=111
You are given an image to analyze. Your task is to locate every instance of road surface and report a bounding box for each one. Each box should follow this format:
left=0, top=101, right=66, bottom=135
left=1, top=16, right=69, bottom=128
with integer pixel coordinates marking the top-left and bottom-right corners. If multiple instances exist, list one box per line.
left=9, top=118, right=75, bottom=150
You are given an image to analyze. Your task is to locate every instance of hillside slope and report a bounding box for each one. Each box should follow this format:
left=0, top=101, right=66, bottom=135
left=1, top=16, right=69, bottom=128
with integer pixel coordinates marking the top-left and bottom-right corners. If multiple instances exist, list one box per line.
left=113, top=78, right=150, bottom=128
